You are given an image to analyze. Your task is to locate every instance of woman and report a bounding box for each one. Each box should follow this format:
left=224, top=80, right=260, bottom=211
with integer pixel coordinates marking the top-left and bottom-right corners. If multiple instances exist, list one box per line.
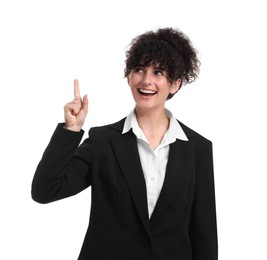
left=32, top=27, right=218, bottom=260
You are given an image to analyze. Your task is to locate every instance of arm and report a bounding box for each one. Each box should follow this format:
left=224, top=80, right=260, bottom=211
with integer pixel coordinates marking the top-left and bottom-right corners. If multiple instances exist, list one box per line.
left=189, top=140, right=218, bottom=260
left=31, top=124, right=94, bottom=203
left=31, top=80, right=91, bottom=203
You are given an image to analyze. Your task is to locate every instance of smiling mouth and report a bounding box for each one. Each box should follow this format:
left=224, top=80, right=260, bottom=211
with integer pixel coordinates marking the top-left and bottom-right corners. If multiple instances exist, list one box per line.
left=138, top=88, right=157, bottom=96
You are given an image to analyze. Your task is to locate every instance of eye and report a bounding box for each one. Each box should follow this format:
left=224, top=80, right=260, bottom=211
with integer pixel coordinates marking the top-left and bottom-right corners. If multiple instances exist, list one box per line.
left=154, top=69, right=164, bottom=76
left=134, top=67, right=144, bottom=73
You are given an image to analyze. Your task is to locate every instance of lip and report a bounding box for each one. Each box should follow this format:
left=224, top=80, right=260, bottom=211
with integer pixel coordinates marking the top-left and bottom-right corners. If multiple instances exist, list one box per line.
left=138, top=88, right=157, bottom=96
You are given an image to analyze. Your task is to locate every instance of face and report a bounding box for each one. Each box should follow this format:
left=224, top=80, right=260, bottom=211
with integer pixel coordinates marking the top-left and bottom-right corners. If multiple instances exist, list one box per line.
left=127, top=64, right=180, bottom=112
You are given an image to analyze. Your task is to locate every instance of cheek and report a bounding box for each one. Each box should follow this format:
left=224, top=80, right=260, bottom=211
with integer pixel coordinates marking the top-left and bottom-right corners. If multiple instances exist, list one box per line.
left=127, top=77, right=134, bottom=87
left=128, top=73, right=143, bottom=85
left=129, top=85, right=138, bottom=98
left=157, top=77, right=170, bottom=87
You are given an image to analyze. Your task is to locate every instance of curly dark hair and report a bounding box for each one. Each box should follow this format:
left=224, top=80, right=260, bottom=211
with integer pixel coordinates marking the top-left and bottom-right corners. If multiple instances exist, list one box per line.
left=124, top=27, right=200, bottom=99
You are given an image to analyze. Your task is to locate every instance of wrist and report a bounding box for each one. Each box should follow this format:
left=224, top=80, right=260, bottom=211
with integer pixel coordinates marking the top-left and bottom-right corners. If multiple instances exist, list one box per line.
left=63, top=124, right=82, bottom=132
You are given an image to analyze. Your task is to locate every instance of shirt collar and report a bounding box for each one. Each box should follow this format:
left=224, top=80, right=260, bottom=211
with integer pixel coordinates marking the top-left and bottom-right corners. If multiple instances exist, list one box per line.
left=122, top=109, right=188, bottom=142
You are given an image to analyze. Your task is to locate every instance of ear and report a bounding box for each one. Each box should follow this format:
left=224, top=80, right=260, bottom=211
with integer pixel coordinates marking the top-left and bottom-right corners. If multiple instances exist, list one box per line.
left=169, top=79, right=181, bottom=94
left=127, top=72, right=132, bottom=86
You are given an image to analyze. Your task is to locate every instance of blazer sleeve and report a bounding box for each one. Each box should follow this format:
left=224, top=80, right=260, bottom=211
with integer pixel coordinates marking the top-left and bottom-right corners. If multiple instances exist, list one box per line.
left=31, top=123, right=93, bottom=204
left=189, top=139, right=218, bottom=260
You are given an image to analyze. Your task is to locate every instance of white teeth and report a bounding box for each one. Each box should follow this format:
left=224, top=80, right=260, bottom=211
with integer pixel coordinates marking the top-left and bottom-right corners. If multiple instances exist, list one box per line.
left=139, top=89, right=156, bottom=94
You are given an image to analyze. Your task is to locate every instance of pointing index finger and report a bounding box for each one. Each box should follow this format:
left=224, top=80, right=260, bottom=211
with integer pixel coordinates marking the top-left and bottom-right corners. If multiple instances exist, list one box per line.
left=74, top=79, right=81, bottom=99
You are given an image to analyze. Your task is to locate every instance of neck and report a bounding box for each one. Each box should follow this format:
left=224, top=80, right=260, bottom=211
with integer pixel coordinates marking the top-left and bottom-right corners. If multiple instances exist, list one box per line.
left=134, top=106, right=170, bottom=150
left=134, top=106, right=169, bottom=131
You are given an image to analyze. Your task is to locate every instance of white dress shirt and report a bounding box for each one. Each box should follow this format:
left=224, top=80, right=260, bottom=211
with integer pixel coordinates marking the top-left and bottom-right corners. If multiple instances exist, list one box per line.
left=122, top=109, right=188, bottom=218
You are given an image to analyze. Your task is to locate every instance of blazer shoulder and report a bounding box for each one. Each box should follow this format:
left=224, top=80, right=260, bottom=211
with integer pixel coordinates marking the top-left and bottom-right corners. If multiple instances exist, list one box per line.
left=178, top=121, right=213, bottom=164
left=178, top=120, right=212, bottom=146
left=88, top=117, right=126, bottom=137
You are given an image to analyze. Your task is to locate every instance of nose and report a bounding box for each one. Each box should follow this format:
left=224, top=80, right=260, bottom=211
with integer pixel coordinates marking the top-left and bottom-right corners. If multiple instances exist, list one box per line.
left=142, top=71, right=153, bottom=86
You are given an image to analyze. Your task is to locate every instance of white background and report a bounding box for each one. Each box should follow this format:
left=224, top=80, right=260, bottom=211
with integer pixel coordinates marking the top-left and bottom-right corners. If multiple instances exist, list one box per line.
left=1, top=0, right=266, bottom=259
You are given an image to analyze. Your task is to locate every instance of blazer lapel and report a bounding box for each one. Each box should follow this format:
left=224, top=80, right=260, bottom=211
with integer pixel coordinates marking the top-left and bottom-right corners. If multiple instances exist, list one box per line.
left=150, top=139, right=193, bottom=224
left=108, top=121, right=151, bottom=238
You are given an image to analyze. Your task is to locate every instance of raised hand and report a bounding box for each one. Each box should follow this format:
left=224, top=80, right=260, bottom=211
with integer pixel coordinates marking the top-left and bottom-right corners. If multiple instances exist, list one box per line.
left=64, top=79, right=88, bottom=132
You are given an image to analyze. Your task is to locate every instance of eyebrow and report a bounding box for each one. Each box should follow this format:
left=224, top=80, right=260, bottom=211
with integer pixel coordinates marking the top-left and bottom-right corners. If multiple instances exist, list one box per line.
left=154, top=66, right=165, bottom=70
left=134, top=64, right=166, bottom=70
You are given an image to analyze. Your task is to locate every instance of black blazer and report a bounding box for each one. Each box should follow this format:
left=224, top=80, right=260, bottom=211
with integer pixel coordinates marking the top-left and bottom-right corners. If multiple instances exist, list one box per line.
left=32, top=118, right=218, bottom=260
